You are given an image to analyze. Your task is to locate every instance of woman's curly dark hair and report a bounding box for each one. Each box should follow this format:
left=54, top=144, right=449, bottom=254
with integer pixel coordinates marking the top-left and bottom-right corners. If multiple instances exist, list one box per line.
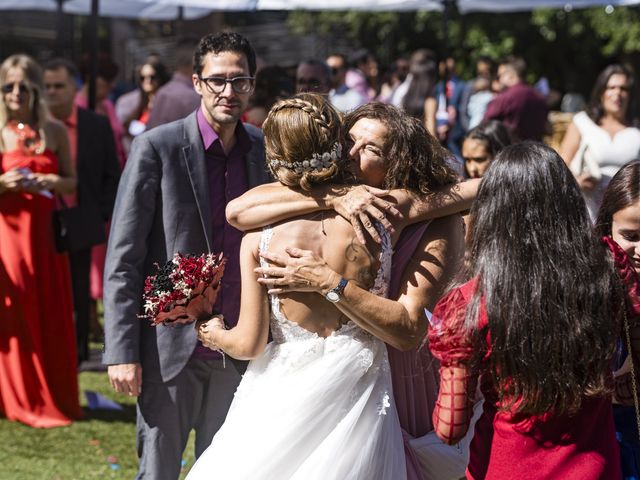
left=343, top=102, right=458, bottom=195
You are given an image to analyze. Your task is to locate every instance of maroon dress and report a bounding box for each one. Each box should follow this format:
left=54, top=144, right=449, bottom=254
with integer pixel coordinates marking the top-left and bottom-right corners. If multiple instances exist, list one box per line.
left=429, top=280, right=620, bottom=480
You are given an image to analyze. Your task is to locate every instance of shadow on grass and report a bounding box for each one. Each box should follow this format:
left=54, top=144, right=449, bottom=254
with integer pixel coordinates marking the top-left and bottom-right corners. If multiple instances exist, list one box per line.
left=81, top=404, right=137, bottom=423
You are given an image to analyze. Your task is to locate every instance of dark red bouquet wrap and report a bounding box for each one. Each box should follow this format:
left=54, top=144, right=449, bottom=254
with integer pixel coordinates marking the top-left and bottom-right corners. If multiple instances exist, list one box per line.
left=141, top=252, right=226, bottom=326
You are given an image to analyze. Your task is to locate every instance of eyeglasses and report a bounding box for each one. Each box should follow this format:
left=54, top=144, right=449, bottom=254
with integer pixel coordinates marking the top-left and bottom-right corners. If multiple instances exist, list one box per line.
left=1, top=82, right=30, bottom=94
left=140, top=74, right=157, bottom=82
left=198, top=76, right=255, bottom=94
left=45, top=82, right=67, bottom=91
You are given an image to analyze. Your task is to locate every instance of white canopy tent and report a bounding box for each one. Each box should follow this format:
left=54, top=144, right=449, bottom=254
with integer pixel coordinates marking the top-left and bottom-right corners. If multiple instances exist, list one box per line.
left=0, top=0, right=638, bottom=18
left=456, top=0, right=640, bottom=13
left=137, top=0, right=640, bottom=11
left=0, top=0, right=217, bottom=19
left=162, top=0, right=640, bottom=11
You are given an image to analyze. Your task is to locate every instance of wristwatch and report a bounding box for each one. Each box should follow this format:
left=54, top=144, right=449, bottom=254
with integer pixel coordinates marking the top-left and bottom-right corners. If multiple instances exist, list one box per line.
left=325, top=278, right=349, bottom=303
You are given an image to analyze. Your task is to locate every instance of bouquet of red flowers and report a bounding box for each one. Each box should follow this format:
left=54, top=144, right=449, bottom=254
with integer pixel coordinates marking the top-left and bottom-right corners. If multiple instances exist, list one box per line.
left=140, top=252, right=226, bottom=326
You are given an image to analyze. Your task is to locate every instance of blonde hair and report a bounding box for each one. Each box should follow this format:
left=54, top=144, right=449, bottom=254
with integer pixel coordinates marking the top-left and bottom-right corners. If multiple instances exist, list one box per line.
left=263, top=93, right=344, bottom=191
left=0, top=54, right=49, bottom=151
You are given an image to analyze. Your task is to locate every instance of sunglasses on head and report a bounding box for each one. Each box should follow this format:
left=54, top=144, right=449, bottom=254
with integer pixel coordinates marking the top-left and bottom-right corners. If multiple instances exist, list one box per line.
left=1, top=82, right=29, bottom=94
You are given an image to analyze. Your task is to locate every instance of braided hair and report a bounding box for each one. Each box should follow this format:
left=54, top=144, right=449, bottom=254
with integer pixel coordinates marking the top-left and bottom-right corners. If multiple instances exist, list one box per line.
left=263, top=93, right=344, bottom=191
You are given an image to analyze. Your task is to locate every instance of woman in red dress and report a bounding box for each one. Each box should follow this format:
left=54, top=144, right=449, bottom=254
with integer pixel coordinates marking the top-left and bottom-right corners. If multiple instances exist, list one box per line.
left=0, top=54, right=81, bottom=427
left=428, top=142, right=622, bottom=479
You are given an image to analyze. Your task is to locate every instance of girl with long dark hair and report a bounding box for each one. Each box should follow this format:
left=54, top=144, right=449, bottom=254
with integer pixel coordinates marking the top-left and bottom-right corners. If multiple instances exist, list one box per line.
left=461, top=120, right=512, bottom=179
left=428, top=142, right=623, bottom=479
left=595, top=159, right=640, bottom=480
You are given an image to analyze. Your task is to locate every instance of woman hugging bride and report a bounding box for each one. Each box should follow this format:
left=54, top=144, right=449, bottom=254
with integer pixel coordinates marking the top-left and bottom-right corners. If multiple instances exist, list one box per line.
left=186, top=93, right=407, bottom=480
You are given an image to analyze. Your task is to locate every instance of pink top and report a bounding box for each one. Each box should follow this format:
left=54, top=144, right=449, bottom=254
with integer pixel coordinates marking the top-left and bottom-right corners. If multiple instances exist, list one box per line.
left=429, top=280, right=621, bottom=480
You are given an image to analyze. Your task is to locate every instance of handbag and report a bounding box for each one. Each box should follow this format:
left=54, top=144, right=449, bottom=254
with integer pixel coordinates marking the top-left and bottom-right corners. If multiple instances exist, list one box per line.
left=569, top=142, right=602, bottom=181
left=52, top=197, right=106, bottom=253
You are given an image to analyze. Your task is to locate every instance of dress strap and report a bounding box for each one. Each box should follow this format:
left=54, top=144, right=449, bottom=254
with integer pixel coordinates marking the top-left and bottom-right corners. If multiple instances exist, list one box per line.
left=572, top=111, right=594, bottom=136
left=258, top=226, right=273, bottom=269
left=259, top=226, right=287, bottom=322
left=369, top=222, right=392, bottom=298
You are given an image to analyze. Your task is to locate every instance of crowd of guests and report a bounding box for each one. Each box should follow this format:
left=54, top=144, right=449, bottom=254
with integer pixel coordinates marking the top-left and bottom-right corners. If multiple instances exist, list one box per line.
left=0, top=31, right=639, bottom=480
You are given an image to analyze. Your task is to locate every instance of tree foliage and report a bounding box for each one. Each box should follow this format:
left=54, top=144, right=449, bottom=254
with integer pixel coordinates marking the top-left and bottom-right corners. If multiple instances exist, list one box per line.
left=287, top=6, right=640, bottom=96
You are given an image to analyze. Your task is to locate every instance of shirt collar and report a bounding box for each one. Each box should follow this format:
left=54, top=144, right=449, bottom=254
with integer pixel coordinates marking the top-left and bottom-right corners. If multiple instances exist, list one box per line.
left=197, top=107, right=253, bottom=155
left=64, top=105, right=78, bottom=128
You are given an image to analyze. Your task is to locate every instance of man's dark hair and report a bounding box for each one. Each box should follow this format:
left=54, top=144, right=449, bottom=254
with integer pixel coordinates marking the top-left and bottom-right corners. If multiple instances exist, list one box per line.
left=348, top=49, right=373, bottom=69
left=297, top=59, right=331, bottom=82
left=477, top=55, right=493, bottom=65
left=193, top=32, right=256, bottom=77
left=78, top=53, right=118, bottom=82
left=44, top=58, right=80, bottom=81
left=327, top=53, right=347, bottom=68
left=499, top=55, right=526, bottom=80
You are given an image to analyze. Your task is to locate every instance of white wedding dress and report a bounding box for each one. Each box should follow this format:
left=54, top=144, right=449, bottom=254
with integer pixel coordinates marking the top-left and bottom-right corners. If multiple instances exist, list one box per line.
left=187, top=226, right=407, bottom=480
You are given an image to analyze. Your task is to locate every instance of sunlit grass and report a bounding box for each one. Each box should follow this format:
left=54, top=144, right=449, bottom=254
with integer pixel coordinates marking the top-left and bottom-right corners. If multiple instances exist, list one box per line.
left=0, top=370, right=195, bottom=480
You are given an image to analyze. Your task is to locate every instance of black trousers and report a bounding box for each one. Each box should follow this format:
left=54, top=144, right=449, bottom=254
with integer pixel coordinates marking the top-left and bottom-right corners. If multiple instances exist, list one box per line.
left=68, top=248, right=91, bottom=362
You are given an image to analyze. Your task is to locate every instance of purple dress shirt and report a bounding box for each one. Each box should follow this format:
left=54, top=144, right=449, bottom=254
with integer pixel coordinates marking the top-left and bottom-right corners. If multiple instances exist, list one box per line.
left=193, top=108, right=251, bottom=360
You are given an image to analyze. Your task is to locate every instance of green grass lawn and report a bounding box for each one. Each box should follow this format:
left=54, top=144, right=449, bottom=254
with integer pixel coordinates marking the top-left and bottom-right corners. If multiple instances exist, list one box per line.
left=0, top=371, right=195, bottom=480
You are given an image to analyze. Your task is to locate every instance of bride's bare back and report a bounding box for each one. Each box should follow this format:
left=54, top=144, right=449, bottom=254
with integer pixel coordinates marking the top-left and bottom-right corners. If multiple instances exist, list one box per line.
left=263, top=212, right=381, bottom=337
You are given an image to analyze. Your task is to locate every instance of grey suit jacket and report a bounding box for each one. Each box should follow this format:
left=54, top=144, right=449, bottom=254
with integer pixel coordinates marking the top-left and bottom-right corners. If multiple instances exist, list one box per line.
left=103, top=111, right=270, bottom=382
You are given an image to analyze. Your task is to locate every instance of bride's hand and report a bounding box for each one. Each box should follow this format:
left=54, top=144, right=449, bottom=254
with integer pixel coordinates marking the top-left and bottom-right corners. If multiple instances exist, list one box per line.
left=196, top=315, right=225, bottom=351
left=255, top=247, right=340, bottom=296
left=329, top=185, right=401, bottom=244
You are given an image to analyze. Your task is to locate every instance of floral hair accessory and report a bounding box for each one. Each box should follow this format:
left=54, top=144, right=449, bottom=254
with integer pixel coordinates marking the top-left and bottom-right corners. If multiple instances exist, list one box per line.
left=139, top=252, right=226, bottom=326
left=269, top=142, right=342, bottom=174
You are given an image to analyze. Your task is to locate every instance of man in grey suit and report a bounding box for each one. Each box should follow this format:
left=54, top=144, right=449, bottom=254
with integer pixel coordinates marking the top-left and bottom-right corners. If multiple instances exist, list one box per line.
left=103, top=32, right=270, bottom=480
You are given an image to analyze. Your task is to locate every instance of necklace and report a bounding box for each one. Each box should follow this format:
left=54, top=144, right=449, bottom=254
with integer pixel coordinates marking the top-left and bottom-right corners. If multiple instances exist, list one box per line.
left=6, top=120, right=44, bottom=155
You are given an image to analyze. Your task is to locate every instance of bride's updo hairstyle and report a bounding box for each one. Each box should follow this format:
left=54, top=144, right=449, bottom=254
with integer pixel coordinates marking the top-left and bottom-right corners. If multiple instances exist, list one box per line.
left=263, top=93, right=344, bottom=191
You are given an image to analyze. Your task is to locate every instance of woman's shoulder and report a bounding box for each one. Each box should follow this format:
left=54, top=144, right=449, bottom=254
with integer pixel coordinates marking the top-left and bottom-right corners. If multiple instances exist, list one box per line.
left=571, top=111, right=598, bottom=133
left=41, top=119, right=68, bottom=152
left=42, top=118, right=67, bottom=139
left=270, top=212, right=356, bottom=250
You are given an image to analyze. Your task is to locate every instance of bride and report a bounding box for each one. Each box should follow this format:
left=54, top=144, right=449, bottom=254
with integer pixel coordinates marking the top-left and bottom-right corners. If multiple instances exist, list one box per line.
left=186, top=93, right=406, bottom=480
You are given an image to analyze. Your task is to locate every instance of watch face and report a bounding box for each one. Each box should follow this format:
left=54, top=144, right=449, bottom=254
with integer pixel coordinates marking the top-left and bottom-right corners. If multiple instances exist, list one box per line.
left=326, top=291, right=340, bottom=303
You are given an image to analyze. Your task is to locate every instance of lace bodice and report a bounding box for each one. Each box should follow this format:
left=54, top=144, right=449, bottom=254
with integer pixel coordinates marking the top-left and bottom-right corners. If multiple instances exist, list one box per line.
left=259, top=223, right=392, bottom=344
